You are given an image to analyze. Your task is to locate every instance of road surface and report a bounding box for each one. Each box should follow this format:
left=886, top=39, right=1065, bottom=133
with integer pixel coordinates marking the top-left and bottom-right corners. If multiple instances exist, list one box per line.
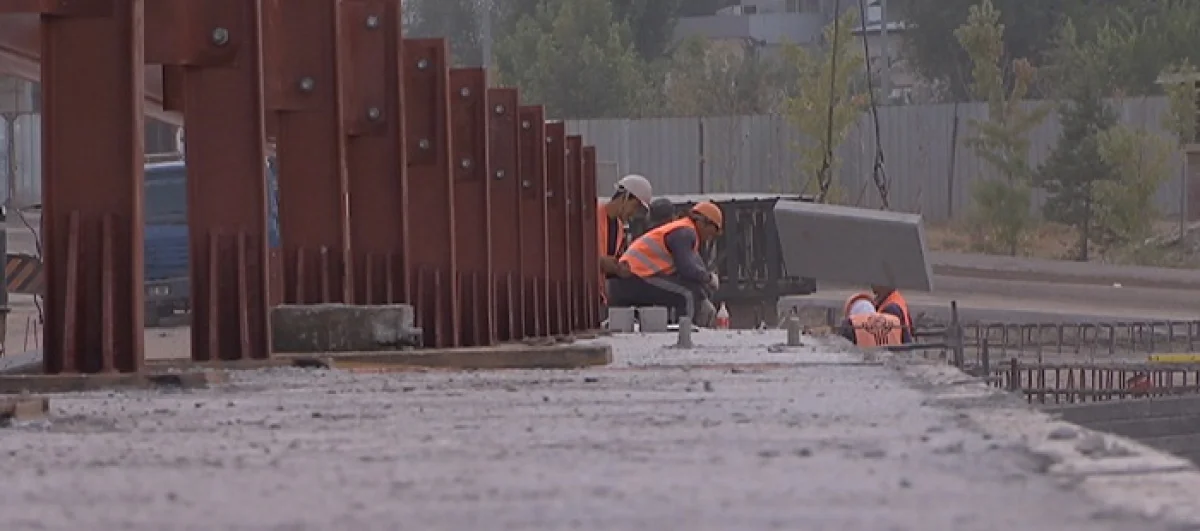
left=0, top=332, right=1197, bottom=530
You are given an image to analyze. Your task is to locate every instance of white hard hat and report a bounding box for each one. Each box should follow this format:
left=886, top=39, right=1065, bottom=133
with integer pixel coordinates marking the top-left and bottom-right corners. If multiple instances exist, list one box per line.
left=615, top=174, right=653, bottom=206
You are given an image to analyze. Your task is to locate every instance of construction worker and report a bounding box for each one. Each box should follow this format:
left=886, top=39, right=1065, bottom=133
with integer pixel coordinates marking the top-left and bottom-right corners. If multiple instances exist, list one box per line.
left=598, top=174, right=653, bottom=305
left=871, top=285, right=913, bottom=343
left=839, top=292, right=904, bottom=346
left=607, top=201, right=724, bottom=326
left=646, top=197, right=677, bottom=228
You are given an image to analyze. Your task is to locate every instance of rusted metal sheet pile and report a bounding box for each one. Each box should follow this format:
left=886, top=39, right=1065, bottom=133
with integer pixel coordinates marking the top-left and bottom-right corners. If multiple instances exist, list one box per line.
left=0, top=0, right=599, bottom=374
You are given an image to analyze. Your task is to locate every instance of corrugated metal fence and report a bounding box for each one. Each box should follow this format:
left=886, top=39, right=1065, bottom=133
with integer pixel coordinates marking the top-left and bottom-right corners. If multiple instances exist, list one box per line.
left=568, top=96, right=1183, bottom=222
left=0, top=97, right=1183, bottom=221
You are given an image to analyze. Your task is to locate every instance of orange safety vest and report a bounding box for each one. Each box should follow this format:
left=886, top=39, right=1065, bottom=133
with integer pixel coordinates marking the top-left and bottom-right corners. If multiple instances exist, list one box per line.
left=849, top=313, right=904, bottom=346
left=876, top=290, right=913, bottom=335
left=619, top=217, right=700, bottom=278
left=597, top=200, right=626, bottom=304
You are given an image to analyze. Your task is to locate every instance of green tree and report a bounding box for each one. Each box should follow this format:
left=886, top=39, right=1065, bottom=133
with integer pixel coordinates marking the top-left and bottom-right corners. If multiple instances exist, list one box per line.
left=612, top=0, right=682, bottom=62
left=664, top=37, right=782, bottom=116
left=781, top=8, right=868, bottom=200
left=1093, top=124, right=1173, bottom=251
left=1035, top=20, right=1122, bottom=260
left=405, top=0, right=483, bottom=65
left=895, top=0, right=1073, bottom=100
left=492, top=0, right=649, bottom=118
left=954, top=0, right=1050, bottom=255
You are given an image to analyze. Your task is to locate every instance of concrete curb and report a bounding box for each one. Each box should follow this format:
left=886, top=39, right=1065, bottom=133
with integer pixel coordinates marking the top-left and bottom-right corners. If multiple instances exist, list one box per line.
left=877, top=351, right=1200, bottom=526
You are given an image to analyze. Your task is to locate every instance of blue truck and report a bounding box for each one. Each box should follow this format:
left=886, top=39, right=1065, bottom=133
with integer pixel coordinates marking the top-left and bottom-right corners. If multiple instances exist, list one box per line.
left=143, top=158, right=281, bottom=326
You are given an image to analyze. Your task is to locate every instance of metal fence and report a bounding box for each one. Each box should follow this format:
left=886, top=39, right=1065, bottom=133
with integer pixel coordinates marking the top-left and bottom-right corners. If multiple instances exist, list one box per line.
left=568, top=96, right=1183, bottom=222
left=0, top=97, right=1183, bottom=221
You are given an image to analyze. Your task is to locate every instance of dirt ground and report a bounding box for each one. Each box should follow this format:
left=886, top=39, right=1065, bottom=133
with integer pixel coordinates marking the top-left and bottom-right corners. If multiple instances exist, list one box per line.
left=925, top=220, right=1196, bottom=267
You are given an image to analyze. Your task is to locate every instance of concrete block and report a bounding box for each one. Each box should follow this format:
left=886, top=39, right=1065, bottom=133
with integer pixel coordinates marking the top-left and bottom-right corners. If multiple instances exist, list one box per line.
left=638, top=306, right=669, bottom=332
left=773, top=200, right=934, bottom=291
left=607, top=307, right=636, bottom=333
left=272, top=304, right=422, bottom=353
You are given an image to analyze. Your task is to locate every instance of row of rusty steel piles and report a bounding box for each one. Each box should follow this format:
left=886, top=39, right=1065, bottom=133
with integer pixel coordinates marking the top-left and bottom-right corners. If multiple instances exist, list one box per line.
left=0, top=0, right=600, bottom=374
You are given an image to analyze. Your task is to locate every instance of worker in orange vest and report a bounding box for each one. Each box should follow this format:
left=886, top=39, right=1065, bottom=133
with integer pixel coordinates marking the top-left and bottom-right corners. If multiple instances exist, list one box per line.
left=607, top=201, right=724, bottom=326
left=598, top=174, right=653, bottom=306
left=871, top=285, right=913, bottom=343
left=838, top=292, right=904, bottom=346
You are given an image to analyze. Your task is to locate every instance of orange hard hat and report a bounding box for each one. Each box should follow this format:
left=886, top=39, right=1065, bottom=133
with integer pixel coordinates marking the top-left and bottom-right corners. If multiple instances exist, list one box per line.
left=690, top=201, right=724, bottom=231
left=843, top=292, right=874, bottom=317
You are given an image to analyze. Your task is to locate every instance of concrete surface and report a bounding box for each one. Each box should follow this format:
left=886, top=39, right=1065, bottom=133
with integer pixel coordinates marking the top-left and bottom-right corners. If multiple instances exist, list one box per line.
left=1046, top=396, right=1200, bottom=465
left=271, top=303, right=420, bottom=353
left=775, top=200, right=934, bottom=290
left=0, top=331, right=1197, bottom=529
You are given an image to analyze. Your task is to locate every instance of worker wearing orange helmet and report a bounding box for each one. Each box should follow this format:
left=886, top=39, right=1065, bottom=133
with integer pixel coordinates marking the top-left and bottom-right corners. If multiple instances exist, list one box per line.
left=607, top=201, right=724, bottom=326
left=598, top=175, right=653, bottom=306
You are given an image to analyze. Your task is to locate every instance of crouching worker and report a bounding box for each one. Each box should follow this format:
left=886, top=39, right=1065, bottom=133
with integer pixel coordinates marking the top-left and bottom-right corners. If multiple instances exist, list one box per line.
left=608, top=201, right=724, bottom=326
left=839, top=292, right=906, bottom=347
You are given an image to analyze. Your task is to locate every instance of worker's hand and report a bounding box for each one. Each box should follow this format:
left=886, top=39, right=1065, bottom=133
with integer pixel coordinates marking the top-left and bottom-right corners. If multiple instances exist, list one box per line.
left=617, top=262, right=632, bottom=278
left=708, top=272, right=720, bottom=290
left=599, top=256, right=621, bottom=275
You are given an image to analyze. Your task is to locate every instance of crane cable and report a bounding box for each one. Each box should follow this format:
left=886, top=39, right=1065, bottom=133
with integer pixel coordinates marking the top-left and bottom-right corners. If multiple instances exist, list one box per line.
left=856, top=0, right=890, bottom=209
left=814, top=0, right=841, bottom=204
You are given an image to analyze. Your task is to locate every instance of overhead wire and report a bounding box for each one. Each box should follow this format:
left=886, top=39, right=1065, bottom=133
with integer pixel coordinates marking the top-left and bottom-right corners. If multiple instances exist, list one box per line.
left=856, top=0, right=890, bottom=209
left=814, top=0, right=841, bottom=204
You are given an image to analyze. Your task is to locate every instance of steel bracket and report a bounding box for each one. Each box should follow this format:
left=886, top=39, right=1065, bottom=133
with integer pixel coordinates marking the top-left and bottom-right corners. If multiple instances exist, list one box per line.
left=144, top=0, right=243, bottom=66
left=0, top=0, right=111, bottom=16
left=403, top=38, right=458, bottom=347
left=486, top=88, right=521, bottom=341
left=449, top=68, right=493, bottom=346
left=544, top=121, right=568, bottom=336
left=517, top=106, right=549, bottom=338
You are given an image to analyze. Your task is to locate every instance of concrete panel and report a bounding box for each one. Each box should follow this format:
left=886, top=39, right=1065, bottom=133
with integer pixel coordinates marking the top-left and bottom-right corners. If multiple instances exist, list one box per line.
left=272, top=304, right=422, bottom=353
left=1046, top=396, right=1200, bottom=425
left=773, top=200, right=933, bottom=291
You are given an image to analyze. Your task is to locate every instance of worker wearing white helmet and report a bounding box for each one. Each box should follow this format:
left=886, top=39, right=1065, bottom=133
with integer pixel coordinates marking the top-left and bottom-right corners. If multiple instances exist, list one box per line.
left=598, top=174, right=654, bottom=306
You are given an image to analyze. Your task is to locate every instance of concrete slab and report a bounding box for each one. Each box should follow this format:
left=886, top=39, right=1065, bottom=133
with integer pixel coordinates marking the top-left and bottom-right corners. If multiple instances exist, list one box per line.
left=0, top=370, right=226, bottom=394
left=0, top=395, right=47, bottom=423
left=774, top=200, right=933, bottom=291
left=0, top=331, right=1196, bottom=528
left=271, top=303, right=422, bottom=353
left=274, top=343, right=612, bottom=370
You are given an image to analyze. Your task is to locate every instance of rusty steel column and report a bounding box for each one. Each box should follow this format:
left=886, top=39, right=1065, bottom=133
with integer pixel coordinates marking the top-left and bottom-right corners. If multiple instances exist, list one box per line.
left=403, top=39, right=458, bottom=347
left=448, top=68, right=493, bottom=347
left=2, top=1, right=146, bottom=373
left=517, top=106, right=548, bottom=338
left=262, top=0, right=351, bottom=305
left=339, top=0, right=410, bottom=306
left=487, top=88, right=521, bottom=341
left=544, top=122, right=568, bottom=336
left=581, top=145, right=600, bottom=330
left=148, top=0, right=272, bottom=361
left=565, top=135, right=585, bottom=332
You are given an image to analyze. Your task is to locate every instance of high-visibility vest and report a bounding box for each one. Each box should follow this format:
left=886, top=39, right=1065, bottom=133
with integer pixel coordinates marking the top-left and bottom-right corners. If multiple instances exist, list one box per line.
left=597, top=200, right=626, bottom=304
left=877, top=290, right=913, bottom=335
left=619, top=217, right=700, bottom=278
left=850, top=313, right=904, bottom=346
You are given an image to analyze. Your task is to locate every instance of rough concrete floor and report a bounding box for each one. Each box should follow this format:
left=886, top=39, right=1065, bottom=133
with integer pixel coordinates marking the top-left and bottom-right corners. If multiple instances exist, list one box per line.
left=0, top=331, right=1191, bottom=530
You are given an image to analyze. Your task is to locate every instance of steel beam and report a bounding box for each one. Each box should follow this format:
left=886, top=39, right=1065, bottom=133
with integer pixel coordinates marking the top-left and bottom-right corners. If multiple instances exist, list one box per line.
left=262, top=0, right=351, bottom=305
left=487, top=88, right=521, bottom=341
left=340, top=0, right=410, bottom=306
left=152, top=0, right=272, bottom=361
left=517, top=106, right=548, bottom=338
left=403, top=39, right=458, bottom=347
left=581, top=145, right=599, bottom=330
left=13, top=0, right=146, bottom=373
left=565, top=135, right=584, bottom=331
left=544, top=122, right=567, bottom=336
left=448, top=68, right=493, bottom=346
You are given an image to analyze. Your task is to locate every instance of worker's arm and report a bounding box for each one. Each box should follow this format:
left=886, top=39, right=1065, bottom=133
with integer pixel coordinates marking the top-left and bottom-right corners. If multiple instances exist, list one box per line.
left=663, top=227, right=711, bottom=284
left=839, top=318, right=856, bottom=344
left=878, top=304, right=913, bottom=343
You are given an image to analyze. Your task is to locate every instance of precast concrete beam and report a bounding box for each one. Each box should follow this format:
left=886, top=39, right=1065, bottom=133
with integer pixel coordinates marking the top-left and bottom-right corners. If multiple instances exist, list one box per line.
left=773, top=200, right=934, bottom=291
